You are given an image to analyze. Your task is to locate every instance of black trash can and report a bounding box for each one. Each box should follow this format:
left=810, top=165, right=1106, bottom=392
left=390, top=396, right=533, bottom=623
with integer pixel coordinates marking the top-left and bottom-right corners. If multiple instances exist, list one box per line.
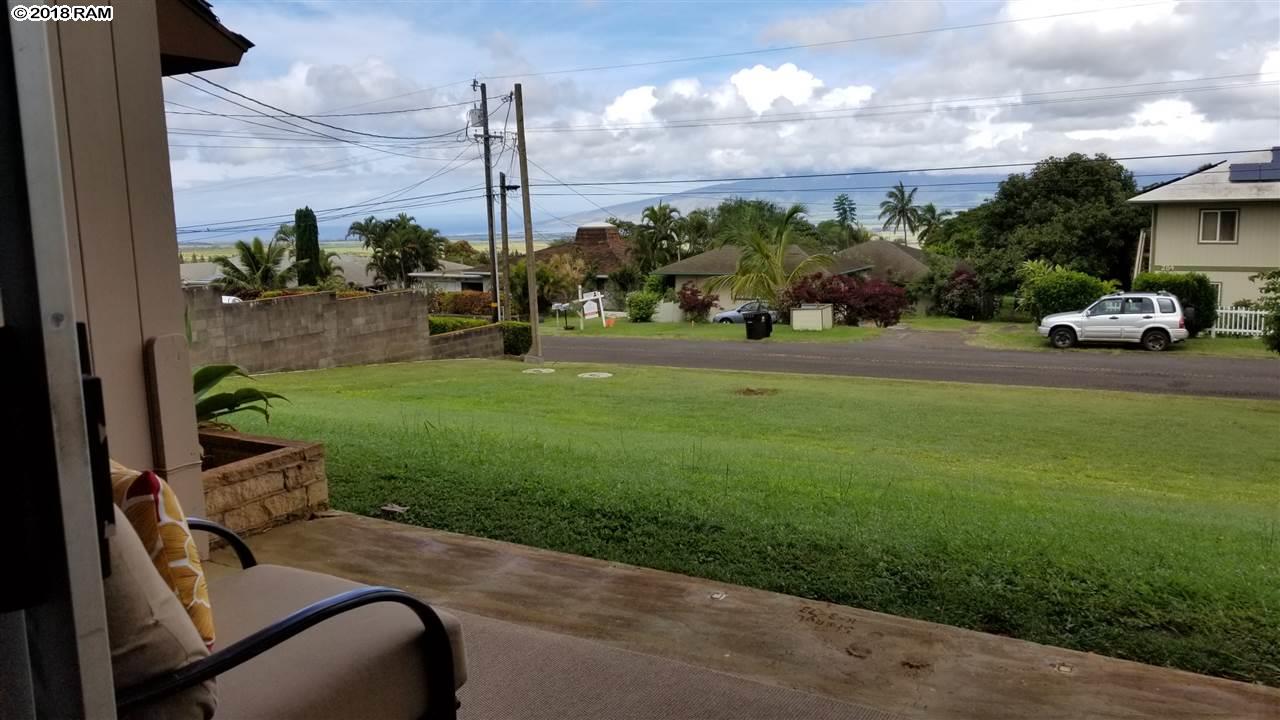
left=743, top=311, right=769, bottom=340
left=762, top=311, right=774, bottom=337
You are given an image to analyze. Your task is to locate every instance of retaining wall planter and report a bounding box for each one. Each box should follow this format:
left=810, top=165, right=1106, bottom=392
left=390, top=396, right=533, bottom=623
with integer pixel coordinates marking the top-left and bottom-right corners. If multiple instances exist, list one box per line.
left=200, top=429, right=328, bottom=538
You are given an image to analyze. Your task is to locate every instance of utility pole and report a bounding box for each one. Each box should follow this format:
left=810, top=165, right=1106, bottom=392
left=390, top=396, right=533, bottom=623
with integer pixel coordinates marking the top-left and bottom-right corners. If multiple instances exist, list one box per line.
left=514, top=83, right=541, bottom=358
left=499, top=171, right=514, bottom=321
left=475, top=81, right=500, bottom=323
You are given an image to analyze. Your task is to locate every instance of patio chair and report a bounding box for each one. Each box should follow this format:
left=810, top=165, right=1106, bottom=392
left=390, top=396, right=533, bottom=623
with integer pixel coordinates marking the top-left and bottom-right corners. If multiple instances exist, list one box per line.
left=112, top=516, right=466, bottom=719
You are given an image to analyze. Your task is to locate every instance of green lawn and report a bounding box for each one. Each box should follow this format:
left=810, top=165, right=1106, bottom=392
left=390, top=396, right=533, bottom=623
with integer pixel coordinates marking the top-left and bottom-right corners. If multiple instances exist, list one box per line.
left=230, top=361, right=1280, bottom=684
left=540, top=318, right=882, bottom=343
left=971, top=323, right=1278, bottom=358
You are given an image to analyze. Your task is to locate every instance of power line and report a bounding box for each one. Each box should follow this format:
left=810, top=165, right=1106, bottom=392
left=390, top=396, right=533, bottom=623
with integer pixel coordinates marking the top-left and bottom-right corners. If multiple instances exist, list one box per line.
left=183, top=193, right=488, bottom=242
left=187, top=74, right=480, bottom=142
left=314, top=78, right=476, bottom=114
left=524, top=156, right=615, bottom=216
left=524, top=79, right=1278, bottom=134
left=478, top=2, right=1172, bottom=81
left=165, top=98, right=475, bottom=119
left=177, top=185, right=485, bottom=233
left=170, top=78, right=470, bottom=162
left=526, top=150, right=1270, bottom=188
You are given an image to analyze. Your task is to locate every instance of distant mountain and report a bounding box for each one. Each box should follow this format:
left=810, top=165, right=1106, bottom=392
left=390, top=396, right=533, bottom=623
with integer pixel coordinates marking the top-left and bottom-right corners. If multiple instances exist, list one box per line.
left=560, top=171, right=1007, bottom=228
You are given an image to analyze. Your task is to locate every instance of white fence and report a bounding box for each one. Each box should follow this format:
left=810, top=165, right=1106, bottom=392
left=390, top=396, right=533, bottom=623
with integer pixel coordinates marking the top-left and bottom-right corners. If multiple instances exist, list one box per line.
left=1209, top=307, right=1267, bottom=337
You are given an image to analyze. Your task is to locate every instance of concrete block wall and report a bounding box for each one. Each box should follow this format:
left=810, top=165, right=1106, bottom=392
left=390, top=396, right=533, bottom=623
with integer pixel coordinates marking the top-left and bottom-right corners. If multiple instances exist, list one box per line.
left=429, top=323, right=505, bottom=360
left=186, top=287, right=444, bottom=372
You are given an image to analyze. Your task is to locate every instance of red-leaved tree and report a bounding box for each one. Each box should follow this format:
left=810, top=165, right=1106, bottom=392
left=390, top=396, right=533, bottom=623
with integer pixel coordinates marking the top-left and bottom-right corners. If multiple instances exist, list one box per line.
left=677, top=281, right=719, bottom=322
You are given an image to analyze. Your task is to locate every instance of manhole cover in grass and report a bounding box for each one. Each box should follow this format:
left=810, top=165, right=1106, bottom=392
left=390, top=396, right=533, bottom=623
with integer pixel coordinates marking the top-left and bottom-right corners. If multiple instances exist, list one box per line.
left=577, top=372, right=613, bottom=379
left=735, top=387, right=778, bottom=396
left=522, top=368, right=556, bottom=374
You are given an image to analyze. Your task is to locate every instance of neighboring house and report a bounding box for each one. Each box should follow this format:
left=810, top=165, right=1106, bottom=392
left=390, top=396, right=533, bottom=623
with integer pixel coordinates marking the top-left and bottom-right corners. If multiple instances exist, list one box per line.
left=179, top=260, right=222, bottom=287
left=652, top=245, right=861, bottom=311
left=1129, top=147, right=1280, bottom=304
left=831, top=240, right=929, bottom=284
left=462, top=222, right=632, bottom=293
left=408, top=259, right=488, bottom=292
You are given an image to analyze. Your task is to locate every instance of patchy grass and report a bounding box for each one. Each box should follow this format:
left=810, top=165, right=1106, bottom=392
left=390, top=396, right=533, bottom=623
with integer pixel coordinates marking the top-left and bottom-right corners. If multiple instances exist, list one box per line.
left=971, top=323, right=1277, bottom=359
left=899, top=315, right=981, bottom=331
left=540, top=318, right=882, bottom=343
left=232, top=360, right=1280, bottom=685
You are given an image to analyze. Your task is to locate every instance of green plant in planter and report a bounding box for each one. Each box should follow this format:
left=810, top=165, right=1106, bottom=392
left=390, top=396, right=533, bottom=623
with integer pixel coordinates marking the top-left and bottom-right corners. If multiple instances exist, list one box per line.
left=193, top=364, right=286, bottom=429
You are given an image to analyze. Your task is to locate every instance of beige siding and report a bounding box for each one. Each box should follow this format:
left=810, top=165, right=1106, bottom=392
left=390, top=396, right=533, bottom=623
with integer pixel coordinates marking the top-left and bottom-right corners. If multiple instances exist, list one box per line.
left=676, top=275, right=751, bottom=313
left=1151, top=202, right=1280, bottom=302
left=51, top=2, right=204, bottom=518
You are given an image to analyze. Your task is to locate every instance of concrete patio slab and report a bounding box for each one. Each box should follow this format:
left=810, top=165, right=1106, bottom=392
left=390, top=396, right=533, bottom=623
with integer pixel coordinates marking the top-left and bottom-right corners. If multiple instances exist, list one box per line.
left=210, top=512, right=1279, bottom=720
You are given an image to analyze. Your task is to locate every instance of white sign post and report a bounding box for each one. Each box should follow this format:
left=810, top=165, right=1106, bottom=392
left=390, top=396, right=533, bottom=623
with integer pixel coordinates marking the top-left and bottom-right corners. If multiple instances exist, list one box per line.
left=581, top=291, right=606, bottom=327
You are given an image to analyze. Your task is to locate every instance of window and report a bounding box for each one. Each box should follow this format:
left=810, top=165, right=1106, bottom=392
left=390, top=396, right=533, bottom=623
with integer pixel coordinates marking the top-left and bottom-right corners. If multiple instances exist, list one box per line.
left=1157, top=298, right=1175, bottom=313
left=1199, top=209, right=1239, bottom=244
left=1089, top=298, right=1123, bottom=315
left=1210, top=282, right=1223, bottom=306
left=1121, top=297, right=1155, bottom=314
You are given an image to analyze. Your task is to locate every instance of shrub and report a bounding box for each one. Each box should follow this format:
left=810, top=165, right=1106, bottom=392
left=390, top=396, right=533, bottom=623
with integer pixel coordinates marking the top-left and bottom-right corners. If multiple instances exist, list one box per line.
left=1132, top=272, right=1218, bottom=337
left=429, top=316, right=488, bottom=334
left=676, top=282, right=718, bottom=322
left=626, top=291, right=661, bottom=322
left=783, top=272, right=862, bottom=325
left=499, top=321, right=533, bottom=356
left=1020, top=268, right=1117, bottom=321
left=438, top=290, right=492, bottom=316
left=938, top=269, right=992, bottom=320
left=335, top=289, right=370, bottom=299
left=855, top=278, right=909, bottom=327
left=1250, top=269, right=1280, bottom=354
left=642, top=273, right=667, bottom=296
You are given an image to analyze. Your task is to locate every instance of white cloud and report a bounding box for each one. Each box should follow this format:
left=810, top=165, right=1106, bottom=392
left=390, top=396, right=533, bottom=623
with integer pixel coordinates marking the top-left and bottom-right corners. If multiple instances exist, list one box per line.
left=603, top=86, right=659, bottom=127
left=1064, top=99, right=1213, bottom=142
left=730, top=63, right=824, bottom=114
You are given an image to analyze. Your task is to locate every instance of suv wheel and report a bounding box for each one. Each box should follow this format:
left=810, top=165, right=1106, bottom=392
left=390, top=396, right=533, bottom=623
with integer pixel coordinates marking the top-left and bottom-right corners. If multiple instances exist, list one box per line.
left=1049, top=327, right=1076, bottom=349
left=717, top=318, right=733, bottom=324
left=1141, top=329, right=1170, bottom=352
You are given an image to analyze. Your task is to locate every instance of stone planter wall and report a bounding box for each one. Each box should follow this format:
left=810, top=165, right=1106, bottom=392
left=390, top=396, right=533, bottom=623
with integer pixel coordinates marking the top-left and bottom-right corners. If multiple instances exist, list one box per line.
left=200, top=430, right=327, bottom=538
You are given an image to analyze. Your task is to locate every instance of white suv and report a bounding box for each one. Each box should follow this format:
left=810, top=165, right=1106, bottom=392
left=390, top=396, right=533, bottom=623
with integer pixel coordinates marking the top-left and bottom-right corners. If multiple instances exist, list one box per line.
left=1037, top=292, right=1189, bottom=351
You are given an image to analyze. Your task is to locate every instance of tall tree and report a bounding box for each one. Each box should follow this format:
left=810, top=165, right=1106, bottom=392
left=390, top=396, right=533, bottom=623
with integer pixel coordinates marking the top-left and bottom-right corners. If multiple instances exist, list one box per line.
left=833, top=193, right=857, bottom=233
left=630, top=202, right=682, bottom=271
left=707, top=204, right=832, bottom=308
left=915, top=203, right=952, bottom=245
left=677, top=208, right=715, bottom=257
left=213, top=238, right=297, bottom=295
left=927, top=153, right=1148, bottom=292
left=294, top=207, right=320, bottom=285
left=347, top=213, right=442, bottom=288
left=878, top=182, right=921, bottom=245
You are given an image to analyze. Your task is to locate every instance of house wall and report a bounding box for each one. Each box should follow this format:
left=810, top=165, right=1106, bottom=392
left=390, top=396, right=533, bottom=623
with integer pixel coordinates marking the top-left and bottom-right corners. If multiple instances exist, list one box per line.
left=186, top=287, right=448, bottom=373
left=48, top=3, right=204, bottom=517
left=1151, top=202, right=1280, bottom=302
left=674, top=275, right=750, bottom=313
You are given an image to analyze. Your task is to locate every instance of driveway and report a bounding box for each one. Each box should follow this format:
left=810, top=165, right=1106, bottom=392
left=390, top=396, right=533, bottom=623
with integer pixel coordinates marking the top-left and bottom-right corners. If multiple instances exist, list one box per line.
left=540, top=329, right=1280, bottom=399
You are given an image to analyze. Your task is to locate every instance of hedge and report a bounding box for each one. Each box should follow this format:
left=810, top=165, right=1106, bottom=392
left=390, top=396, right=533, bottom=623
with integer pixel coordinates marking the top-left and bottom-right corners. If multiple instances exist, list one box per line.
left=498, top=321, right=532, bottom=355
left=429, top=316, right=488, bottom=335
left=1132, top=271, right=1218, bottom=337
left=626, top=291, right=661, bottom=322
left=435, top=290, right=492, bottom=316
left=1020, top=269, right=1117, bottom=321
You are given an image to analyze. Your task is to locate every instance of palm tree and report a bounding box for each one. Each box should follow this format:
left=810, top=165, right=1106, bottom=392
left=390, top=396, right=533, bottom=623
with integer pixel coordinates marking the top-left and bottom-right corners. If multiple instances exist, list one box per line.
left=676, top=209, right=714, bottom=258
left=878, top=182, right=922, bottom=244
left=213, top=237, right=298, bottom=295
left=706, top=204, right=833, bottom=309
left=351, top=214, right=443, bottom=287
left=633, top=202, right=681, bottom=270
left=915, top=203, right=953, bottom=246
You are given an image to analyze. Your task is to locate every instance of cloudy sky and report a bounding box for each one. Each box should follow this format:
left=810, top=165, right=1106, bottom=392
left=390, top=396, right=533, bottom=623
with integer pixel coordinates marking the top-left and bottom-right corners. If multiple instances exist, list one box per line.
left=168, top=0, right=1280, bottom=241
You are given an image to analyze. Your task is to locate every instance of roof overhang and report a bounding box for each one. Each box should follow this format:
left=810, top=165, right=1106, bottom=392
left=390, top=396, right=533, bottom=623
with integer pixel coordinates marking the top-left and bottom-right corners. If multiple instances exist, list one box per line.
left=157, top=0, right=253, bottom=76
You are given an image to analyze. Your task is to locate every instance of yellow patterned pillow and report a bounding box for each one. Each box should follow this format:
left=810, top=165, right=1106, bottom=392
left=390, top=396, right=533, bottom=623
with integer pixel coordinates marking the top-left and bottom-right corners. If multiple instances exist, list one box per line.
left=111, top=460, right=215, bottom=649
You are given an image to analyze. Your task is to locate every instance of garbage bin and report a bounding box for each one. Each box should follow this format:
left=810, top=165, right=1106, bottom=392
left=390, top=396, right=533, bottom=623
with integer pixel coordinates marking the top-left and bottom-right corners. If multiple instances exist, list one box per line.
left=762, top=311, right=774, bottom=337
left=743, top=311, right=769, bottom=340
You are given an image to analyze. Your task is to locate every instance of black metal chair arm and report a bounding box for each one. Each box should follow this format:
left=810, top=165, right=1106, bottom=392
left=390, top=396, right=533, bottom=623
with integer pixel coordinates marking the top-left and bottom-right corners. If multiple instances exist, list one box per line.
left=187, top=517, right=257, bottom=568
left=116, top=585, right=458, bottom=719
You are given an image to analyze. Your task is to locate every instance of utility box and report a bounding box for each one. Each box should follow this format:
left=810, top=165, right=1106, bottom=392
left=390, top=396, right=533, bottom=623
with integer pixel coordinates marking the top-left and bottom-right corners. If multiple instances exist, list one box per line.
left=791, top=303, right=833, bottom=331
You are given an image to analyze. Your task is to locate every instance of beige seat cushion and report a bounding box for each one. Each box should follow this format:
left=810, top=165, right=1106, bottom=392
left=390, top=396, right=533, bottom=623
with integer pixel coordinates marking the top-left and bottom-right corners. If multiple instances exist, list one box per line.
left=208, top=564, right=464, bottom=720
left=105, top=506, right=216, bottom=720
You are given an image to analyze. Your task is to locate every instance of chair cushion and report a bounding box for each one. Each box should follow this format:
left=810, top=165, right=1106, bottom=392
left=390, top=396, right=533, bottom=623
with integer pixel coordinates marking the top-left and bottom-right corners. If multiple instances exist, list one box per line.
left=208, top=564, right=465, bottom=720
left=111, top=460, right=215, bottom=648
left=105, top=506, right=216, bottom=720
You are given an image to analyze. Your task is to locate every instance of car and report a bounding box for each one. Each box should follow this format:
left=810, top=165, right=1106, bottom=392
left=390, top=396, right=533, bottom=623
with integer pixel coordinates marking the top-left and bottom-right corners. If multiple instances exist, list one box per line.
left=1037, top=291, right=1189, bottom=351
left=712, top=301, right=780, bottom=324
